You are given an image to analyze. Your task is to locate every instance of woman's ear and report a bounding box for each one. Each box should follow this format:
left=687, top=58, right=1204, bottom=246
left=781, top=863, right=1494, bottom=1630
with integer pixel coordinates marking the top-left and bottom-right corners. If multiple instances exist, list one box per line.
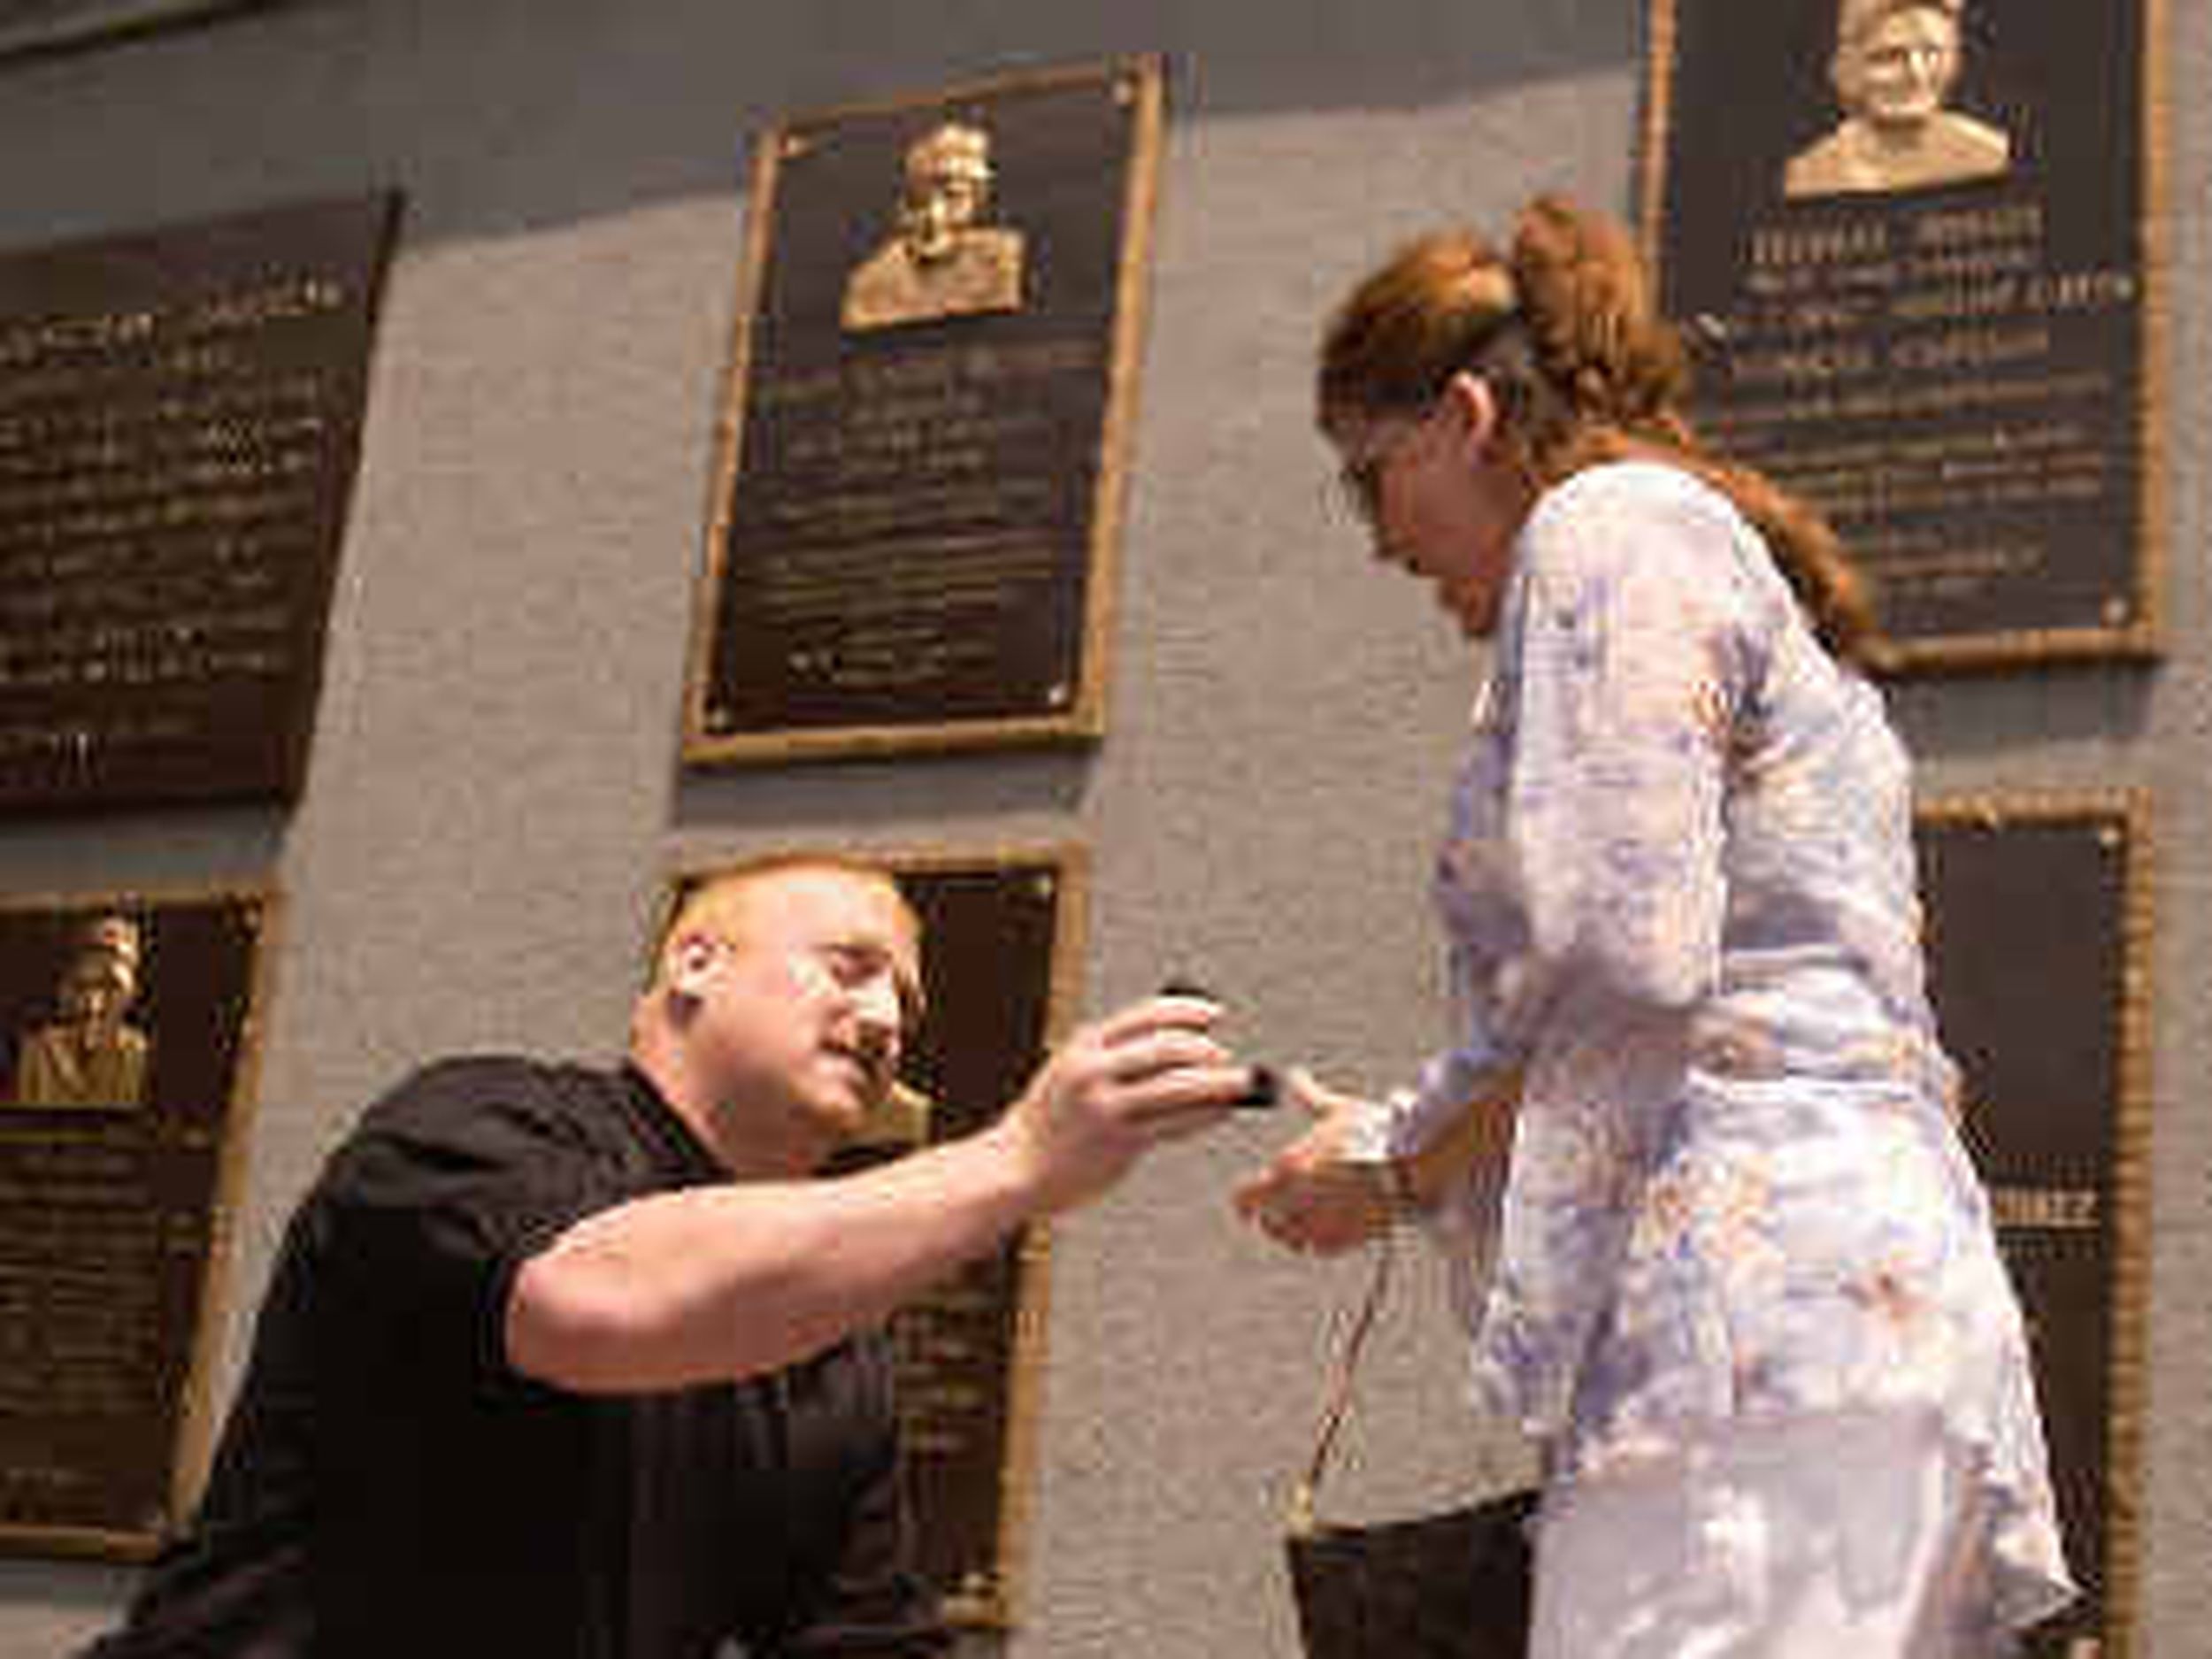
left=1442, top=371, right=1502, bottom=458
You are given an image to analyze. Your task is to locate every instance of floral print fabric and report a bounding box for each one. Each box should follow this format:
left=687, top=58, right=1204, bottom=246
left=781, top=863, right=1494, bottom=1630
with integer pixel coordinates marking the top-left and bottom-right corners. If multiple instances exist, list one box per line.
left=1376, top=461, right=2073, bottom=1633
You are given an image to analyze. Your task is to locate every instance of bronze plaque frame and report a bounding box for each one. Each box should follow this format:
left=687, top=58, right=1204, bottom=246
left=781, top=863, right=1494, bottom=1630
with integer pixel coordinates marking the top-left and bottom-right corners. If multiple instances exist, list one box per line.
left=1640, top=0, right=2168, bottom=672
left=0, top=1, right=283, bottom=63
left=0, top=882, right=277, bottom=1562
left=665, top=845, right=1083, bottom=1629
left=0, top=191, right=402, bottom=811
left=1916, top=792, right=2152, bottom=1657
left=683, top=60, right=1164, bottom=764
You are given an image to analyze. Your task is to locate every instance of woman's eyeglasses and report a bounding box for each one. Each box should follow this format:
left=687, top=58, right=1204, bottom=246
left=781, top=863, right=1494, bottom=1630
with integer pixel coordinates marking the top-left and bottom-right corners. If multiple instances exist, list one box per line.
left=1333, top=411, right=1432, bottom=526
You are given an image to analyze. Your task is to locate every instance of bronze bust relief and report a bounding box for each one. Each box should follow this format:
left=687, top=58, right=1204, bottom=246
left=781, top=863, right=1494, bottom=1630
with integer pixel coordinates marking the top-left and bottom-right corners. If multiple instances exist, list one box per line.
left=843, top=121, right=1027, bottom=332
left=1785, top=0, right=2010, bottom=198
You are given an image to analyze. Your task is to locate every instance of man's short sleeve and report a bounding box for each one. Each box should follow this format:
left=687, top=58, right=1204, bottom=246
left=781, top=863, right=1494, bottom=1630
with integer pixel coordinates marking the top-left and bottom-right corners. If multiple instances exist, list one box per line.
left=307, top=1057, right=655, bottom=1390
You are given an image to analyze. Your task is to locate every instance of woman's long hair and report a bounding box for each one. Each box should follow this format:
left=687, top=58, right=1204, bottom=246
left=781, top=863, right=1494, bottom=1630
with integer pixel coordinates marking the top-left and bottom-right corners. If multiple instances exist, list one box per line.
left=1318, top=196, right=1878, bottom=667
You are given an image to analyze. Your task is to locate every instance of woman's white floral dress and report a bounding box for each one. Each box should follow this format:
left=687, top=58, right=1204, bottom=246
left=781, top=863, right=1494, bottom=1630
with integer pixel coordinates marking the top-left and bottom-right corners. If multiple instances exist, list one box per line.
left=1364, top=460, right=2074, bottom=1634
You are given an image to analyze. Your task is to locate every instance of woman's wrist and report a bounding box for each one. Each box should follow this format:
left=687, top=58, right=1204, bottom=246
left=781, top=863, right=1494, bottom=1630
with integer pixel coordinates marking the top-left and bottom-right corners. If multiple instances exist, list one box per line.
left=1375, top=1155, right=1425, bottom=1220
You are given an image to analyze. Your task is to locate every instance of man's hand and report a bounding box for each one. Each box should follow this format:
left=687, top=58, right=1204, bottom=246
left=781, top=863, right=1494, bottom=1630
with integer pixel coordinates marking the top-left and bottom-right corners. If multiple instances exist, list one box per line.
left=986, top=991, right=1251, bottom=1216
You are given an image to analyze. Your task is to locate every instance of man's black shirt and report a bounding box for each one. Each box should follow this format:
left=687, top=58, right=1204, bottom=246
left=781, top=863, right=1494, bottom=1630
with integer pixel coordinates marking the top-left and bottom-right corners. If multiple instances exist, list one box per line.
left=86, top=1056, right=948, bottom=1659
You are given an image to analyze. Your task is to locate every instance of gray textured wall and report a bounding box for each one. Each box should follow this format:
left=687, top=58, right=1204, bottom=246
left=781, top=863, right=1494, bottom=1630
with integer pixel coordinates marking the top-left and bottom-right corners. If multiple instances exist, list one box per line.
left=0, top=2, right=2205, bottom=1655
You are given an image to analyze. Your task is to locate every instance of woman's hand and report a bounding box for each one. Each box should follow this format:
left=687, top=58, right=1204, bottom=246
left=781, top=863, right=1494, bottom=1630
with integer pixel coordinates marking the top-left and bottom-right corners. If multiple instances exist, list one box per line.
left=1232, top=1070, right=1395, bottom=1256
left=1233, top=1067, right=1525, bottom=1257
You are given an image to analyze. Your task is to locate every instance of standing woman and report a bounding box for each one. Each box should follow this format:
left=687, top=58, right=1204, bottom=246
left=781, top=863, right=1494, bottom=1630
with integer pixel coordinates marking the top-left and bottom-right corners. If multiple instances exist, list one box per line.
left=1234, top=196, right=2073, bottom=1655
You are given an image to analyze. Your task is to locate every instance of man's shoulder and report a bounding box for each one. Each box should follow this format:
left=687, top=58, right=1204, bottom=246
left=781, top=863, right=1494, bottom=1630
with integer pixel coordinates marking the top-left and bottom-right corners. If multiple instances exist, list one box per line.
left=294, top=1056, right=670, bottom=1250
left=373, top=1050, right=614, bottom=1112
left=389, top=1051, right=604, bottom=1094
left=335, top=1054, right=638, bottom=1171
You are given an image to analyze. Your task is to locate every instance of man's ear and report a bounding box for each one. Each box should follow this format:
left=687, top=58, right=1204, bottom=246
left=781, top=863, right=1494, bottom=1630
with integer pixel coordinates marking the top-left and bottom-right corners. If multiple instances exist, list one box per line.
left=668, top=934, right=723, bottom=1001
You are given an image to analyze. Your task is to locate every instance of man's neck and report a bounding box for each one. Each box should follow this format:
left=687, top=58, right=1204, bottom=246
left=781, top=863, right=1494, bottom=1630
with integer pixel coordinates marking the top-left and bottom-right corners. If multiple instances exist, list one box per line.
left=632, top=1045, right=835, bottom=1182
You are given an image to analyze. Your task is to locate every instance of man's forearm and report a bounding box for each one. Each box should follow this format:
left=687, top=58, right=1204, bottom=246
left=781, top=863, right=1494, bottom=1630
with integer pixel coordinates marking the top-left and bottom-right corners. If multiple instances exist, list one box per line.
left=507, top=1122, right=1038, bottom=1393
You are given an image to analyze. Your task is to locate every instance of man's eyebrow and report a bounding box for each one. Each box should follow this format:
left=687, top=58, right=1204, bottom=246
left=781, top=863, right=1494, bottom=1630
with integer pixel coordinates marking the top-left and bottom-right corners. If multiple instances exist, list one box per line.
left=826, top=937, right=928, bottom=1027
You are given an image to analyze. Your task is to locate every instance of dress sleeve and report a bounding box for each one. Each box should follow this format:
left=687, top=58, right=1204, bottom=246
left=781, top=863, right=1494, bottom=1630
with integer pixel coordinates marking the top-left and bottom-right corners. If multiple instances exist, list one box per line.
left=1494, top=473, right=1742, bottom=1049
left=1364, top=471, right=1751, bottom=1162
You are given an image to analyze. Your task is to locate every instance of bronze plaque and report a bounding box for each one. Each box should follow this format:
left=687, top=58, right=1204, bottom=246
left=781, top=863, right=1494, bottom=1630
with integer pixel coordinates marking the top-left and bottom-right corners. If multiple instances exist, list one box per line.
left=670, top=848, right=1079, bottom=1628
left=1918, top=795, right=2151, bottom=1658
left=1642, top=0, right=2165, bottom=671
left=0, top=886, right=274, bottom=1561
left=0, top=191, right=400, bottom=810
left=684, top=60, right=1164, bottom=764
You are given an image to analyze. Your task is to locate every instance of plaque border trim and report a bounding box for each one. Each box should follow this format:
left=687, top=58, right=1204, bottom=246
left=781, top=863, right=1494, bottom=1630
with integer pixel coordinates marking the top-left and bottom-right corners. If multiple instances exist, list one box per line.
left=680, top=58, right=1166, bottom=765
left=0, top=878, right=281, bottom=1563
left=1635, top=0, right=2170, bottom=676
left=1916, top=788, right=2154, bottom=1658
left=662, top=840, right=1087, bottom=1629
left=0, top=0, right=280, bottom=63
